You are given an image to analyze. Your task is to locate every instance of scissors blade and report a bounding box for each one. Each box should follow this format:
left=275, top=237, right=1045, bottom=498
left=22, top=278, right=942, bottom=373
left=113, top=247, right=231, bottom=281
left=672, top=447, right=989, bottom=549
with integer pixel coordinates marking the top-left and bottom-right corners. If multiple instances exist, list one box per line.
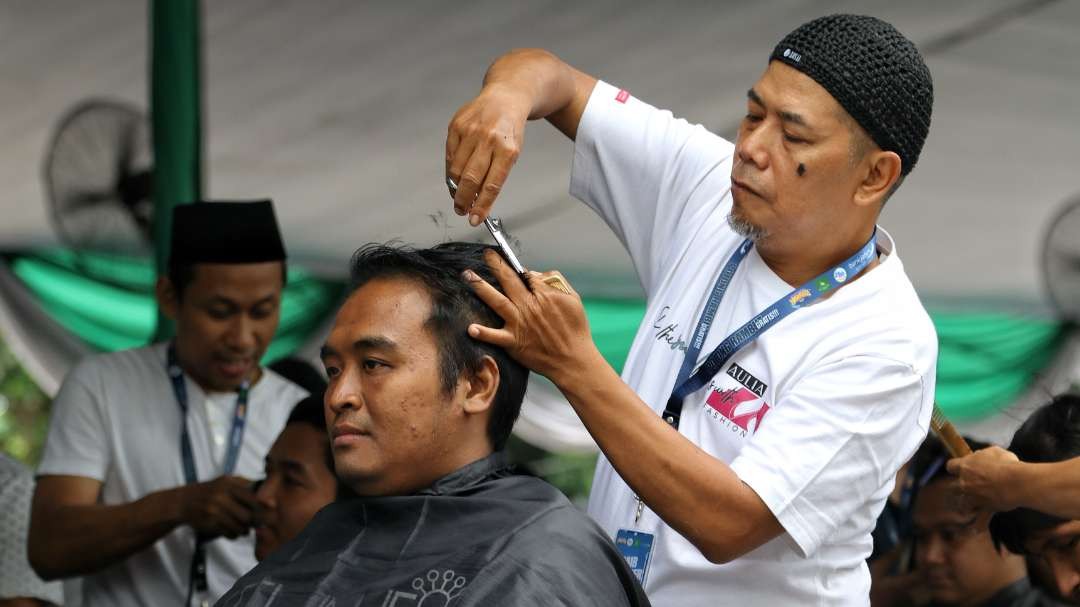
left=483, top=216, right=528, bottom=278
left=446, top=176, right=529, bottom=280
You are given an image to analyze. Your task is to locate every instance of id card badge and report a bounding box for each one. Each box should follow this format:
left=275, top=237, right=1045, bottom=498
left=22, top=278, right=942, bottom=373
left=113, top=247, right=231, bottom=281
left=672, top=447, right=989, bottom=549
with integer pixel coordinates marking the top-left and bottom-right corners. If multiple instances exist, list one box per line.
left=615, top=528, right=654, bottom=585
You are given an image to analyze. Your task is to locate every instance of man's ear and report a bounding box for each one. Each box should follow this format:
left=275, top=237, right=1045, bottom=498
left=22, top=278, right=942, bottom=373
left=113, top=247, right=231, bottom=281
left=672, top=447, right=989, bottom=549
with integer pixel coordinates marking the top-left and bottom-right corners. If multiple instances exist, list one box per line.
left=461, top=355, right=500, bottom=416
left=155, top=276, right=180, bottom=320
left=855, top=149, right=902, bottom=208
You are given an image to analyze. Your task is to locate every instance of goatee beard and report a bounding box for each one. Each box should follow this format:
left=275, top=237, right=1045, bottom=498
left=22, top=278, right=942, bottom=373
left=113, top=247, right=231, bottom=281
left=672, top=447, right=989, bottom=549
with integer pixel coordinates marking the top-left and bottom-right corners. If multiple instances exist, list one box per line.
left=727, top=211, right=768, bottom=241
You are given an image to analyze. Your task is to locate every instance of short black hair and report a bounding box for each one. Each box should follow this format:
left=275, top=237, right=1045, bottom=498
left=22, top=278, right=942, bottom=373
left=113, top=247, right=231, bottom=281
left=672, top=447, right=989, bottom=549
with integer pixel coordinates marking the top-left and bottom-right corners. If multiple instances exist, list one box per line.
left=347, top=241, right=529, bottom=451
left=909, top=434, right=990, bottom=492
left=284, top=391, right=354, bottom=500
left=285, top=393, right=332, bottom=471
left=270, top=357, right=328, bottom=395
left=990, top=393, right=1080, bottom=554
left=166, top=259, right=288, bottom=298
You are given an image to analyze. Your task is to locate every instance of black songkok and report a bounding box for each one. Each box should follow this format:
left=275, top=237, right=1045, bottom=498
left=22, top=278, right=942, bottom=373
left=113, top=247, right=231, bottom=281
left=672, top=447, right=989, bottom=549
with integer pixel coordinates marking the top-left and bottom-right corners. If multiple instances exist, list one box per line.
left=170, top=200, right=286, bottom=264
left=770, top=14, right=933, bottom=176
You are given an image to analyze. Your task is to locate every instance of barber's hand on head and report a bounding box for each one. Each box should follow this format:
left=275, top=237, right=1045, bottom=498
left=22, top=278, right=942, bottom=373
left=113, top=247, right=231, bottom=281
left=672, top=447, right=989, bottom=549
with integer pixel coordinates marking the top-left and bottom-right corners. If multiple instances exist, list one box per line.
left=446, top=84, right=530, bottom=226
left=946, top=446, right=1021, bottom=512
left=180, top=475, right=258, bottom=540
left=462, top=249, right=601, bottom=383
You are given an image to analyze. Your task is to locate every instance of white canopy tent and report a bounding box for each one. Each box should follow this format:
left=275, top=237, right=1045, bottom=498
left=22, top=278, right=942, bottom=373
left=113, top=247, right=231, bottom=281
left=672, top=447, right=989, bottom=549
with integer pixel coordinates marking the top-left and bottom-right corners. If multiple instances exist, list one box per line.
left=1, top=0, right=1078, bottom=449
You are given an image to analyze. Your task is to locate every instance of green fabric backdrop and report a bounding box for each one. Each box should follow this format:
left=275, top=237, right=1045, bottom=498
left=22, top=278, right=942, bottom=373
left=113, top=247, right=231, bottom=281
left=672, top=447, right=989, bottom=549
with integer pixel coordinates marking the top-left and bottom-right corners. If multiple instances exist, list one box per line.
left=9, top=250, right=343, bottom=363
left=8, top=249, right=1065, bottom=421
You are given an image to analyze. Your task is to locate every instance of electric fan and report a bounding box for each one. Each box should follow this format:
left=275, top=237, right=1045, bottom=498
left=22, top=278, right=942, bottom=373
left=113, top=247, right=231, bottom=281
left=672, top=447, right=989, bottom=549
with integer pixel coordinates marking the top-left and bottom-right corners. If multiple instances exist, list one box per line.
left=1042, top=195, right=1080, bottom=324
left=43, top=99, right=153, bottom=255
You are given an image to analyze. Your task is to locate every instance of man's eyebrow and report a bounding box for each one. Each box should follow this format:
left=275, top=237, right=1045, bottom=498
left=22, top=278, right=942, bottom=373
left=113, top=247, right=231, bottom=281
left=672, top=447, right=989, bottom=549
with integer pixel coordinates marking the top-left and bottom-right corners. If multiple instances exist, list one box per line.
left=320, top=336, right=399, bottom=360
left=206, top=294, right=277, bottom=307
left=352, top=336, right=398, bottom=351
left=747, top=88, right=810, bottom=128
left=779, top=110, right=808, bottom=128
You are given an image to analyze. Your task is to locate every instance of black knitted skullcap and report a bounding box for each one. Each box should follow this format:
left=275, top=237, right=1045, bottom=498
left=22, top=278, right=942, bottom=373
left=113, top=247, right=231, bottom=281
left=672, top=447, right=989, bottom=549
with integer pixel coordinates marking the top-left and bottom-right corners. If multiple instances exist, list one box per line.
left=770, top=14, right=933, bottom=176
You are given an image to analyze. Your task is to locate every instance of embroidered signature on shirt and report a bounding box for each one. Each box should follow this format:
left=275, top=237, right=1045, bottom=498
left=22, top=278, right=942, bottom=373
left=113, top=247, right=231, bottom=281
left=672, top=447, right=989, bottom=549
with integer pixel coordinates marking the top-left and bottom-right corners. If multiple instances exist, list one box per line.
left=653, top=306, right=688, bottom=352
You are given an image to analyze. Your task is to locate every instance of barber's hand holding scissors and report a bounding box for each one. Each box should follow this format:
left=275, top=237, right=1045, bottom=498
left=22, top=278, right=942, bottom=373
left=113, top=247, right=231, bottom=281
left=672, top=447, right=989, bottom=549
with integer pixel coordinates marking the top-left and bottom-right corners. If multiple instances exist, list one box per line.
left=946, top=446, right=1022, bottom=512
left=463, top=249, right=603, bottom=384
left=445, top=84, right=530, bottom=226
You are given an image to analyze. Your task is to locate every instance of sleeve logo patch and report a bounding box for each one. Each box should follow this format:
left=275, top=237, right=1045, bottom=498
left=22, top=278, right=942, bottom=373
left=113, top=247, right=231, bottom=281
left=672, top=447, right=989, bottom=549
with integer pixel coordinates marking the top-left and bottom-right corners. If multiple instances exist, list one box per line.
left=615, top=89, right=630, bottom=104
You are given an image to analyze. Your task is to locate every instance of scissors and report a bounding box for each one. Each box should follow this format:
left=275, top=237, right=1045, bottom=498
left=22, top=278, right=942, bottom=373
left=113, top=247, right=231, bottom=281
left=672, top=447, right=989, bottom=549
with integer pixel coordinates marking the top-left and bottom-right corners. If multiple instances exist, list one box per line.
left=446, top=176, right=570, bottom=294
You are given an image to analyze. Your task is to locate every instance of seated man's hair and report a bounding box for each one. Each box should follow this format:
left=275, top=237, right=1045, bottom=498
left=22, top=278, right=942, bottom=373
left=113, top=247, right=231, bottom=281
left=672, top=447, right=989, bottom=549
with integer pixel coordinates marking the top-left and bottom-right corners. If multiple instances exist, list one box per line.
left=909, top=434, right=988, bottom=491
left=989, top=393, right=1080, bottom=553
left=270, top=357, right=329, bottom=395
left=286, top=392, right=355, bottom=500
left=348, top=242, right=529, bottom=451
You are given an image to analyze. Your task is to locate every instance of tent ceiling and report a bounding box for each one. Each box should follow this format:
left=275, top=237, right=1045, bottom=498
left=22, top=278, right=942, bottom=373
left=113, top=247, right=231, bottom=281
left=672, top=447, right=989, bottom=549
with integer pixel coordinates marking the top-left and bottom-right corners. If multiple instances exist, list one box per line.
left=1, top=0, right=1078, bottom=303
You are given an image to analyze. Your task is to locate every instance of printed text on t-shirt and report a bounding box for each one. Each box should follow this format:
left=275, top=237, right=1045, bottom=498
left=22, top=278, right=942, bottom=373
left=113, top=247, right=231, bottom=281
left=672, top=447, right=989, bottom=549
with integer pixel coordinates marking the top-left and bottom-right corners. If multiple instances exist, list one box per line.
left=653, top=306, right=688, bottom=351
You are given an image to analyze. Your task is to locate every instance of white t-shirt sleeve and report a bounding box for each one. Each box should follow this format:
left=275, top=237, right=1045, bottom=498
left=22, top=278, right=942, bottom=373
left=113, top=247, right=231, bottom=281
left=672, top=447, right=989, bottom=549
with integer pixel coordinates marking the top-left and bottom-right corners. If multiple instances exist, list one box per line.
left=37, top=359, right=111, bottom=481
left=570, top=80, right=735, bottom=293
left=730, top=355, right=930, bottom=557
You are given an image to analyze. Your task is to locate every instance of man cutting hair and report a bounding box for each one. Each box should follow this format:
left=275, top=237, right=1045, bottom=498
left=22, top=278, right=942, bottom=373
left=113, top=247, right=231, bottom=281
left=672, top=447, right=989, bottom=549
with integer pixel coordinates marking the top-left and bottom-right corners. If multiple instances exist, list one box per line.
left=447, top=13, right=938, bottom=605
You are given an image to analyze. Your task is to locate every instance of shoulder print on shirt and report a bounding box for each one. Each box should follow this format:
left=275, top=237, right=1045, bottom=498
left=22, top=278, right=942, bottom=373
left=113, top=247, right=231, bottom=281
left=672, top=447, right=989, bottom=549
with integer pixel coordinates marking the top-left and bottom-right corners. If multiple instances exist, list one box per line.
left=652, top=306, right=689, bottom=352
left=703, top=362, right=771, bottom=438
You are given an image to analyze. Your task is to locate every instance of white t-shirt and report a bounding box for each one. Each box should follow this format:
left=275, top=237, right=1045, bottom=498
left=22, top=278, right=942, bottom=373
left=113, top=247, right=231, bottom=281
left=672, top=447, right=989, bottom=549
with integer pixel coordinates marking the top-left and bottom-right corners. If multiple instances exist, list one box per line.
left=37, top=343, right=307, bottom=607
left=574, top=81, right=937, bottom=606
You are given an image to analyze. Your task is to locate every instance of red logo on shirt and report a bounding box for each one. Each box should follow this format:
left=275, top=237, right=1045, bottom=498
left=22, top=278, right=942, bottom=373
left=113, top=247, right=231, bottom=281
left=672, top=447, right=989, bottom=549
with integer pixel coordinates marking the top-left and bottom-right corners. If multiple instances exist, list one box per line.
left=615, top=89, right=630, bottom=104
left=706, top=388, right=771, bottom=434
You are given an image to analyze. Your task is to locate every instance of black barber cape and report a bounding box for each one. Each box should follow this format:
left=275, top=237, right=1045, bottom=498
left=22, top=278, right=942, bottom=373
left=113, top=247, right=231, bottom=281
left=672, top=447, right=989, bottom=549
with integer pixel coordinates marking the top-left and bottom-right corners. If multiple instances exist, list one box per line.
left=217, top=453, right=650, bottom=607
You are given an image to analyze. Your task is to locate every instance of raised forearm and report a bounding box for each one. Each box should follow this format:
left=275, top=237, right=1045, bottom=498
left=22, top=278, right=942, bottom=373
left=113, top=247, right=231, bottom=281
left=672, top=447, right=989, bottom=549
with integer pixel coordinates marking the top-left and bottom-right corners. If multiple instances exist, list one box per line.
left=30, top=486, right=186, bottom=579
left=483, top=48, right=594, bottom=138
left=1006, top=458, right=1080, bottom=519
left=553, top=350, right=779, bottom=563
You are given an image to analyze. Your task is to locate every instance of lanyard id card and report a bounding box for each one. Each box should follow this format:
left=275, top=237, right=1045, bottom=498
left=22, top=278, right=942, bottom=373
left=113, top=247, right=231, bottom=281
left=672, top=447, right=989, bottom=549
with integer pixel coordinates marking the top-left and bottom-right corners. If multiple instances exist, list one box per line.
left=615, top=528, right=655, bottom=586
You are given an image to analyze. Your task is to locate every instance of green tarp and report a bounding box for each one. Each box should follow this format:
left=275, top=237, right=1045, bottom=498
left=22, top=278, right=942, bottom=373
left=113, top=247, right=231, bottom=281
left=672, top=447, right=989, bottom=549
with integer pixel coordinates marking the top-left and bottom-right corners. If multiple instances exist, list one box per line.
left=8, top=249, right=1064, bottom=421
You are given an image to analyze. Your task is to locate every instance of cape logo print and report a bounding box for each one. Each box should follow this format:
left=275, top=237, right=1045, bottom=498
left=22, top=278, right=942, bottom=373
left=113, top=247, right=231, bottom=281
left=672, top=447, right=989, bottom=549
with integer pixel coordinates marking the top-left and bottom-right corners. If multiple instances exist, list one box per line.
left=381, top=569, right=468, bottom=607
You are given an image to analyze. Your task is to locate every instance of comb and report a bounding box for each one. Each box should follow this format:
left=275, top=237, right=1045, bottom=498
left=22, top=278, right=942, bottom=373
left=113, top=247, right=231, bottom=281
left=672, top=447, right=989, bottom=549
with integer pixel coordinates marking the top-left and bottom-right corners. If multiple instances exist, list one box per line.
left=930, top=404, right=972, bottom=458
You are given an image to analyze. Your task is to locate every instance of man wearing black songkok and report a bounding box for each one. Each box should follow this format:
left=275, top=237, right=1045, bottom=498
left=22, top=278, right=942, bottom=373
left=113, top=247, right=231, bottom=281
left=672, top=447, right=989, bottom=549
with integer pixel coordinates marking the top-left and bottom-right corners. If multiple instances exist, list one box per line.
left=444, top=14, right=937, bottom=605
left=30, top=201, right=308, bottom=606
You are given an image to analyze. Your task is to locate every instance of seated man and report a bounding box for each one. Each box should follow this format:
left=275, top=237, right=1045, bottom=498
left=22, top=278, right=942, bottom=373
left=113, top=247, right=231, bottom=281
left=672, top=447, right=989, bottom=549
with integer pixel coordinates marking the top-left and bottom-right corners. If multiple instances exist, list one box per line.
left=988, top=394, right=1080, bottom=604
left=905, top=437, right=1064, bottom=607
left=218, top=242, right=649, bottom=606
left=254, top=391, right=354, bottom=561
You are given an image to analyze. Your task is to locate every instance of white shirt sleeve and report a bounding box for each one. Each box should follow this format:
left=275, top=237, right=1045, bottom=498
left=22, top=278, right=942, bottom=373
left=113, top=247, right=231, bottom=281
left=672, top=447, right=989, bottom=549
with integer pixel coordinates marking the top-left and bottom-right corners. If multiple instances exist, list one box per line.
left=37, top=359, right=111, bottom=481
left=729, top=355, right=931, bottom=557
left=570, top=80, right=735, bottom=294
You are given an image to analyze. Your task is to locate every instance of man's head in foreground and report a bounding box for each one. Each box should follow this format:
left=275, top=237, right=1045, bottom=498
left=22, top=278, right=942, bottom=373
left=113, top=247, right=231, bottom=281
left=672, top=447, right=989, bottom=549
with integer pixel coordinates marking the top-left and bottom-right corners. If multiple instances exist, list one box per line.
left=991, top=394, right=1080, bottom=603
left=157, top=200, right=288, bottom=392
left=320, top=242, right=528, bottom=497
left=254, top=392, right=349, bottom=561
left=729, top=14, right=933, bottom=252
left=911, top=436, right=1028, bottom=606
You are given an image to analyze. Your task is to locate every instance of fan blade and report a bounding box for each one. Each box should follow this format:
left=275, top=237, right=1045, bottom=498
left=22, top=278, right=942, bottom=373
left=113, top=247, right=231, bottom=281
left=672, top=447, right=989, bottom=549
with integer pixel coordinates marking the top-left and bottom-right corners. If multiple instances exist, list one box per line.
left=64, top=191, right=120, bottom=212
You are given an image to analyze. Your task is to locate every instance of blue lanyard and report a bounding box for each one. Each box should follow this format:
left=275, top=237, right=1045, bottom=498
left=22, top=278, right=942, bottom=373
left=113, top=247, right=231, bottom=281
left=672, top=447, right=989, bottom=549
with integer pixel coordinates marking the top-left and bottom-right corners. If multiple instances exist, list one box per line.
left=166, top=344, right=250, bottom=606
left=661, top=231, right=878, bottom=429
left=166, top=345, right=249, bottom=481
